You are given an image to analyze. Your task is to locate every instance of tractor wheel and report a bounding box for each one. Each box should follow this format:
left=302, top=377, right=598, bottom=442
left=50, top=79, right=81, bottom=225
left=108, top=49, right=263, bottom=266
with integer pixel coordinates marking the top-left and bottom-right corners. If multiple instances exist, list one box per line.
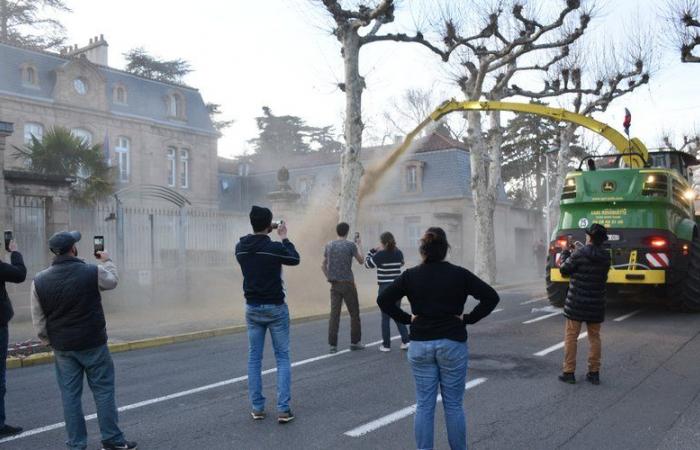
left=546, top=271, right=567, bottom=307
left=681, top=234, right=700, bottom=312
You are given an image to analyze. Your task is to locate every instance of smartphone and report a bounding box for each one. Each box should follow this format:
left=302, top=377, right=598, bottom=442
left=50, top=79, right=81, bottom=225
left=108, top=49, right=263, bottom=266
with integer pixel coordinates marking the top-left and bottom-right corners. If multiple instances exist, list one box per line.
left=271, top=220, right=284, bottom=230
left=354, top=232, right=360, bottom=243
left=4, top=230, right=12, bottom=252
left=94, top=235, right=104, bottom=257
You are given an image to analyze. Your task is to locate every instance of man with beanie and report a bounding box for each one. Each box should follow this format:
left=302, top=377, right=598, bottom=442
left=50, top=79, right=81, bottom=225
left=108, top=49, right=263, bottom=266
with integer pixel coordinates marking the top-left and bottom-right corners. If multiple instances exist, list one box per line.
left=0, top=239, right=26, bottom=438
left=236, top=206, right=300, bottom=423
left=30, top=231, right=137, bottom=450
left=558, top=223, right=611, bottom=385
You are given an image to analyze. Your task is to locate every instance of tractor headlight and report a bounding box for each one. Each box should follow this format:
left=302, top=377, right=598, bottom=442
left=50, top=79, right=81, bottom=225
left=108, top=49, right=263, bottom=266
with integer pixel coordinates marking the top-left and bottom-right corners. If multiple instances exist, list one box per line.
left=566, top=178, right=576, bottom=187
left=684, top=189, right=697, bottom=201
left=646, top=175, right=656, bottom=183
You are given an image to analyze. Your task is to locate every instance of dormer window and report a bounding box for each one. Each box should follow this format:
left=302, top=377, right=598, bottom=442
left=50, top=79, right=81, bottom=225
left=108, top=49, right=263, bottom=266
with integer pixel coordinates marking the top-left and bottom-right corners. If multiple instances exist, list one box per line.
left=166, top=92, right=186, bottom=120
left=113, top=84, right=127, bottom=105
left=20, top=64, right=39, bottom=87
left=404, top=160, right=425, bottom=194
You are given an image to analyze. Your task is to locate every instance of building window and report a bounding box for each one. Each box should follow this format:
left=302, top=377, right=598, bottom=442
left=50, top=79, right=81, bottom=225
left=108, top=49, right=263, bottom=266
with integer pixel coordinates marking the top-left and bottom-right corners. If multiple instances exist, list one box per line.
left=167, top=92, right=185, bottom=119
left=116, top=136, right=130, bottom=183
left=113, top=85, right=127, bottom=105
left=71, top=128, right=93, bottom=146
left=404, top=217, right=423, bottom=249
left=167, top=147, right=176, bottom=187
left=403, top=161, right=425, bottom=194
left=298, top=176, right=314, bottom=203
left=23, top=122, right=44, bottom=144
left=21, top=64, right=38, bottom=87
left=179, top=149, right=189, bottom=189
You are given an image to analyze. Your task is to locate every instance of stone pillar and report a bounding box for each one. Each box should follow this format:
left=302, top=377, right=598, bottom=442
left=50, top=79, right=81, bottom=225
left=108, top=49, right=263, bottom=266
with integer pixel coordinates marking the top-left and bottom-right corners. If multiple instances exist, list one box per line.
left=0, top=122, right=13, bottom=227
left=267, top=167, right=301, bottom=221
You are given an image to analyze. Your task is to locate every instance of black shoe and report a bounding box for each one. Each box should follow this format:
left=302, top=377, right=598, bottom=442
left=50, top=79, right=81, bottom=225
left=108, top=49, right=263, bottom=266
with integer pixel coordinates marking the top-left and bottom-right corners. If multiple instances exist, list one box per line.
left=102, top=441, right=138, bottom=450
left=0, top=425, right=23, bottom=437
left=278, top=410, right=295, bottom=424
left=558, top=372, right=576, bottom=384
left=586, top=372, right=600, bottom=385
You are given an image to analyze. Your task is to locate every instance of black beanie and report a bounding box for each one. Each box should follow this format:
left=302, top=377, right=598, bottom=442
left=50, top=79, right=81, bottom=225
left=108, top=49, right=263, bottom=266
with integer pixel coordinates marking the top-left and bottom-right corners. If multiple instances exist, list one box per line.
left=250, top=205, right=273, bottom=232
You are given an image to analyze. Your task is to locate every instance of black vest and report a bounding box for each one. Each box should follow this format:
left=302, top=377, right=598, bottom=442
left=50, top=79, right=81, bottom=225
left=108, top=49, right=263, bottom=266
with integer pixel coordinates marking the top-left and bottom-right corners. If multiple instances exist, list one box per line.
left=34, top=256, right=106, bottom=351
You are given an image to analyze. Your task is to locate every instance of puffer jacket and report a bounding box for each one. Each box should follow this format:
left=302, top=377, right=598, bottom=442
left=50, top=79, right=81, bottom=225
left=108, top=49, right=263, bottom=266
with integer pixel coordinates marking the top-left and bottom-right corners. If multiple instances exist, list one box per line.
left=559, top=244, right=611, bottom=323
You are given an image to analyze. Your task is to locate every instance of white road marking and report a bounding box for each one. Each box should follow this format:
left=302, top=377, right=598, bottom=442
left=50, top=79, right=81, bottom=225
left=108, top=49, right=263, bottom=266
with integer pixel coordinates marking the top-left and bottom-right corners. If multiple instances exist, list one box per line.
left=344, top=377, right=488, bottom=438
left=520, top=295, right=548, bottom=305
left=0, top=336, right=400, bottom=444
left=613, top=309, right=643, bottom=322
left=534, top=332, right=588, bottom=356
left=493, top=308, right=504, bottom=313
left=523, top=311, right=562, bottom=324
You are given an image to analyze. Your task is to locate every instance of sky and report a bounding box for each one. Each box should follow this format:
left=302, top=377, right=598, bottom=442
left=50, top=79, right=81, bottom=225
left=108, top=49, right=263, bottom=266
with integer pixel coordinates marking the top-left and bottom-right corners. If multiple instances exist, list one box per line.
left=54, top=0, right=700, bottom=159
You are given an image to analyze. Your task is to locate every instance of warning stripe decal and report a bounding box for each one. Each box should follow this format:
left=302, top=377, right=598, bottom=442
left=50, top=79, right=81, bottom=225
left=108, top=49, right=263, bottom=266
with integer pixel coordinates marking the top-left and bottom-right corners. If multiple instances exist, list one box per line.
left=646, top=253, right=669, bottom=268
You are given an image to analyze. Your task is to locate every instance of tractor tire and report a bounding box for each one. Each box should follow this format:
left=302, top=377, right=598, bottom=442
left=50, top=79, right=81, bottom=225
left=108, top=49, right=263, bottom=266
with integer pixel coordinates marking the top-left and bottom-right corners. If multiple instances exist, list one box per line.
left=546, top=271, right=567, bottom=307
left=681, top=234, right=700, bottom=312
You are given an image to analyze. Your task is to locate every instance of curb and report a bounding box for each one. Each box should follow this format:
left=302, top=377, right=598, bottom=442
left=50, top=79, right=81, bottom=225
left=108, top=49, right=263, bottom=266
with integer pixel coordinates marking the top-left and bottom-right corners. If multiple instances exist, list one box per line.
left=6, top=280, right=539, bottom=369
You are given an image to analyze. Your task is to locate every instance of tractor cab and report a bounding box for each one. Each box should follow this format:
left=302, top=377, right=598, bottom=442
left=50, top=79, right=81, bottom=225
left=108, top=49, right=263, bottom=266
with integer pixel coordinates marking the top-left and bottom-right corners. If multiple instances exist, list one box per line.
left=580, top=150, right=698, bottom=184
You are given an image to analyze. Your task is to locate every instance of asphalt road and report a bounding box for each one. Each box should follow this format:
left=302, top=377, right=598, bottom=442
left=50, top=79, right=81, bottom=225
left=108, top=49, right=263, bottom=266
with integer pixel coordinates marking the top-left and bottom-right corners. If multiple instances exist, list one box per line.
left=3, top=285, right=700, bottom=450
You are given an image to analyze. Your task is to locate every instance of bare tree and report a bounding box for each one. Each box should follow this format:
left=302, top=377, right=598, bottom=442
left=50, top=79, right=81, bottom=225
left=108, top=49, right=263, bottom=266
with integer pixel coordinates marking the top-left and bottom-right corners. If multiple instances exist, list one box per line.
left=667, top=0, right=700, bottom=62
left=383, top=86, right=466, bottom=140
left=317, top=0, right=449, bottom=228
left=429, top=0, right=592, bottom=282
left=509, top=38, right=652, bottom=227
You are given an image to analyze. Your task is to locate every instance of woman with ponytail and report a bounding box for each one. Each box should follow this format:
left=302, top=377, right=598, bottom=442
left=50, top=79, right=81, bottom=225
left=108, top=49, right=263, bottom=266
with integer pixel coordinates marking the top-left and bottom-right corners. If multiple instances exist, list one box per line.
left=377, top=227, right=499, bottom=450
left=365, top=231, right=409, bottom=351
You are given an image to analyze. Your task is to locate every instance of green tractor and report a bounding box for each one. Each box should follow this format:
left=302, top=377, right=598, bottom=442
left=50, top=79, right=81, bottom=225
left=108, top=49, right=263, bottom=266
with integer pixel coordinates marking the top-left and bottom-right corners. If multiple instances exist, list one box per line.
left=390, top=99, right=699, bottom=310
left=546, top=150, right=700, bottom=310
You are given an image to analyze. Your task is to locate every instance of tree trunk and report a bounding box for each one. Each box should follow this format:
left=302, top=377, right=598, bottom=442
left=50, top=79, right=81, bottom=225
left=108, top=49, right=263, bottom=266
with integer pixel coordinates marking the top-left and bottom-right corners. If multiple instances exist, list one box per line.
left=337, top=29, right=364, bottom=229
left=467, top=110, right=497, bottom=283
left=550, top=124, right=577, bottom=230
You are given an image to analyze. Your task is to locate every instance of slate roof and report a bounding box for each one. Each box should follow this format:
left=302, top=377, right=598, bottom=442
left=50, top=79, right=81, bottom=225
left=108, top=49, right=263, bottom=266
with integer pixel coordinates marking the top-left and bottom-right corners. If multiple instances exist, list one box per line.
left=0, top=42, right=216, bottom=135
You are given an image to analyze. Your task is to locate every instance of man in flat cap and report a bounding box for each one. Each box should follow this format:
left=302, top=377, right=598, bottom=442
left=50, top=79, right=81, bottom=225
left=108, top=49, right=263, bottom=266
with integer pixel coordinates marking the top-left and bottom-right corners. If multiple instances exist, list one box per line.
left=30, top=231, right=137, bottom=450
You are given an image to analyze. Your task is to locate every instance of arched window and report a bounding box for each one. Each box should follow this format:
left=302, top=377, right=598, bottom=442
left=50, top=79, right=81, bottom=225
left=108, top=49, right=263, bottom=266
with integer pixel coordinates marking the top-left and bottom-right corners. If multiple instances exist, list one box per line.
left=167, top=147, right=177, bottom=187
left=71, top=128, right=93, bottom=146
left=167, top=92, right=185, bottom=119
left=20, top=64, right=38, bottom=87
left=113, top=85, right=127, bottom=105
left=23, top=122, right=44, bottom=144
left=116, top=137, right=130, bottom=183
left=179, top=149, right=189, bottom=189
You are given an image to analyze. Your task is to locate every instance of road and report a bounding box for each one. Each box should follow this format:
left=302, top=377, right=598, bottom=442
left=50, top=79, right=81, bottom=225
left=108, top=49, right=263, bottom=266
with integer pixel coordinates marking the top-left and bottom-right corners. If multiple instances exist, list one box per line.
left=3, top=285, right=700, bottom=449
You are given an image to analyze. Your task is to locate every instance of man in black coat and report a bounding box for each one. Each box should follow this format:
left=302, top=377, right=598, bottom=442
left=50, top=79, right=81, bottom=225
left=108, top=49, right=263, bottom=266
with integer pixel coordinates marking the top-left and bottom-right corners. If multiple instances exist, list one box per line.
left=0, top=240, right=26, bottom=437
left=558, top=223, right=610, bottom=385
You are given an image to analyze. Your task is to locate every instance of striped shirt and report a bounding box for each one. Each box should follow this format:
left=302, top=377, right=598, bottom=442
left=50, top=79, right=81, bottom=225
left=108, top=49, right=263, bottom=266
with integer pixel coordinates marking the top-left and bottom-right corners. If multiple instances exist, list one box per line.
left=365, top=248, right=404, bottom=284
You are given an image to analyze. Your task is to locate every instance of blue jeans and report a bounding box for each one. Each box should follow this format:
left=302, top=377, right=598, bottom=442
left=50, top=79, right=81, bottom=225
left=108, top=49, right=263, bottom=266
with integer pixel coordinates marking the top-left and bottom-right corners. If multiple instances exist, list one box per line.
left=408, top=339, right=469, bottom=450
left=53, top=344, right=125, bottom=450
left=378, top=284, right=409, bottom=347
left=246, top=303, right=291, bottom=413
left=0, top=325, right=7, bottom=427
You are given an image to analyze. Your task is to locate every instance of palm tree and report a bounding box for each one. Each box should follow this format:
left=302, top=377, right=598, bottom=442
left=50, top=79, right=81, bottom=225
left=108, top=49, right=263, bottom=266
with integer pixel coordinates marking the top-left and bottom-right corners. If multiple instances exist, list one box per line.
left=14, top=126, right=114, bottom=204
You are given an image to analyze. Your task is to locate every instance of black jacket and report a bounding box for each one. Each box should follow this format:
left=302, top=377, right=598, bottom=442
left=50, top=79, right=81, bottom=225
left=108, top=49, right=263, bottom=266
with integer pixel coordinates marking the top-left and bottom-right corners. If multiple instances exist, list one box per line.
left=235, top=234, right=300, bottom=305
left=560, top=244, right=611, bottom=323
left=34, top=256, right=105, bottom=351
left=377, top=261, right=499, bottom=342
left=0, top=252, right=27, bottom=326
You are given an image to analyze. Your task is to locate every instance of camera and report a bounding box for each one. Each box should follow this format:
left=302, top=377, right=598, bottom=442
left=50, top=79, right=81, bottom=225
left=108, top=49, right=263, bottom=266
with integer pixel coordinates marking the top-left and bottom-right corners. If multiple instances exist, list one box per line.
left=271, top=220, right=285, bottom=230
left=94, top=235, right=105, bottom=257
left=4, top=230, right=12, bottom=252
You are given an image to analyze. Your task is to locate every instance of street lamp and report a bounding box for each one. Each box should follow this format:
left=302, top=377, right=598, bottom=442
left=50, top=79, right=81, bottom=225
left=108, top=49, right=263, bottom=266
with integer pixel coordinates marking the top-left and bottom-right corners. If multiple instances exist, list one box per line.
left=544, top=148, right=559, bottom=244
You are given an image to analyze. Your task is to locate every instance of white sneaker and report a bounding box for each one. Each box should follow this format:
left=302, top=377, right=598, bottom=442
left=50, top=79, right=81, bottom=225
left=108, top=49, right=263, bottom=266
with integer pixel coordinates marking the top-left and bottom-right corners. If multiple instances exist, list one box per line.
left=379, top=345, right=391, bottom=352
left=400, top=342, right=410, bottom=350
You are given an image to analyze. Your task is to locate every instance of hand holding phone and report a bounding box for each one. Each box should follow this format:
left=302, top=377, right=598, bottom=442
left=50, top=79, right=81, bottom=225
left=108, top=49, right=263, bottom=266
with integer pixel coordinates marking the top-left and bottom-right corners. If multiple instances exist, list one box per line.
left=93, top=235, right=105, bottom=258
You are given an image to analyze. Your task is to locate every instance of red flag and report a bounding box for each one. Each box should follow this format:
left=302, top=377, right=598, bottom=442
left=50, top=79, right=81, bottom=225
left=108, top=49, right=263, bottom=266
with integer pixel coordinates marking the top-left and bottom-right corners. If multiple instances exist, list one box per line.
left=623, top=108, right=631, bottom=135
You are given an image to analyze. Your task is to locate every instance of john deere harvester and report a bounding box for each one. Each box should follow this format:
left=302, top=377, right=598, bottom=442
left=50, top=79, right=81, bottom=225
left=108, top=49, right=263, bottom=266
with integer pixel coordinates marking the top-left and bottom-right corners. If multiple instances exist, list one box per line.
left=394, top=100, right=700, bottom=310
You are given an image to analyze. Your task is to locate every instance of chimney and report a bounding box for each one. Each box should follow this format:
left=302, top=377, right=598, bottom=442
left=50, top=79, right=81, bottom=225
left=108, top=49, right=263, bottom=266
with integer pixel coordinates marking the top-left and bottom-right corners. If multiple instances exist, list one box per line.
left=64, top=35, right=109, bottom=66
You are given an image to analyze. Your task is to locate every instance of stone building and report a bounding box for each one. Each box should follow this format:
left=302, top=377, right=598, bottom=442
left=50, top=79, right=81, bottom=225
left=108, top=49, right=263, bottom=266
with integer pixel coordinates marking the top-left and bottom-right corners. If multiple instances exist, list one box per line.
left=0, top=38, right=219, bottom=208
left=219, top=130, right=542, bottom=274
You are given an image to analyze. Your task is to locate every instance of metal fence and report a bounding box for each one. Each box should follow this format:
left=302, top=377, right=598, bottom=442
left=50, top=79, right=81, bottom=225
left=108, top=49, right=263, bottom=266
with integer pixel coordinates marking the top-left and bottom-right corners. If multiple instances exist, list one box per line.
left=12, top=195, right=47, bottom=273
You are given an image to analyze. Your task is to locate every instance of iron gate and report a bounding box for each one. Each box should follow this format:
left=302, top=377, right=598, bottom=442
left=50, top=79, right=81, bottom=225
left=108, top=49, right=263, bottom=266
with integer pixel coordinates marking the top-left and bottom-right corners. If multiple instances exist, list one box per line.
left=13, top=195, right=47, bottom=273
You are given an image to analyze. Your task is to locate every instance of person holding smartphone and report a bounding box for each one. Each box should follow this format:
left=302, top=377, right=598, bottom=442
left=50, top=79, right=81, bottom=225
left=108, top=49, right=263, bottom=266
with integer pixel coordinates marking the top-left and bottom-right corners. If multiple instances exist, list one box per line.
left=0, top=235, right=26, bottom=438
left=30, top=231, right=137, bottom=450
